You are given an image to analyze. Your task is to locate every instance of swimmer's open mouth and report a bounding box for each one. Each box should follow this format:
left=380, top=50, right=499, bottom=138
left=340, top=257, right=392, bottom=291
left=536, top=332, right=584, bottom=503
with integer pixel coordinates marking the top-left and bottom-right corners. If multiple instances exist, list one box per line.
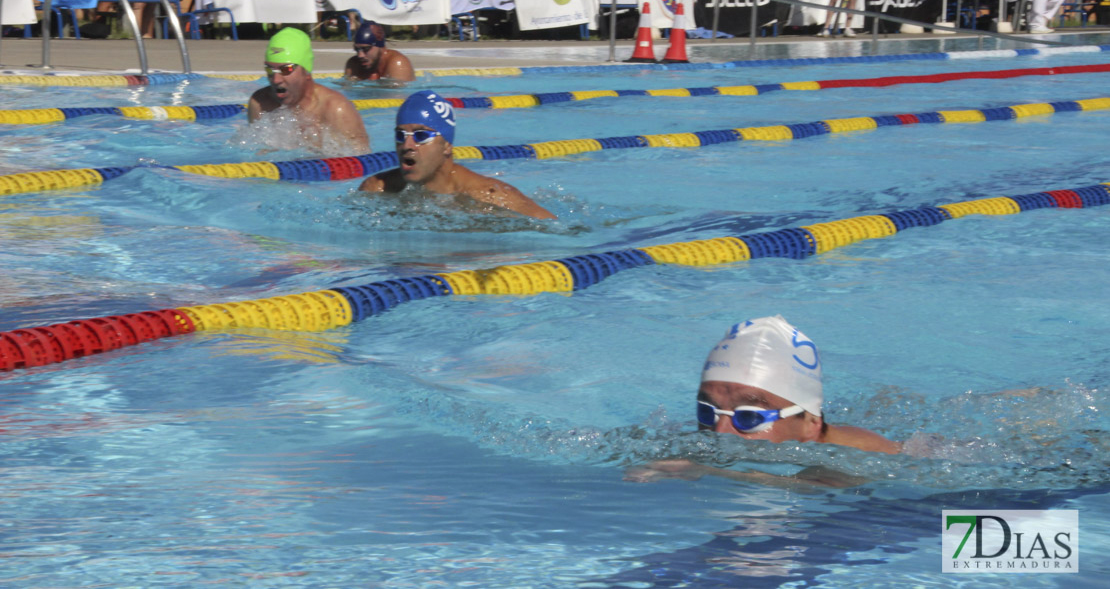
left=401, top=155, right=417, bottom=169
left=272, top=85, right=289, bottom=99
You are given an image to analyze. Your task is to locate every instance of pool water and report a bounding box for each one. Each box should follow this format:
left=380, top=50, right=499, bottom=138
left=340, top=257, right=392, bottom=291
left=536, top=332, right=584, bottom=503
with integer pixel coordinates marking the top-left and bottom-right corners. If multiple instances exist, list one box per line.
left=2, top=39, right=1110, bottom=586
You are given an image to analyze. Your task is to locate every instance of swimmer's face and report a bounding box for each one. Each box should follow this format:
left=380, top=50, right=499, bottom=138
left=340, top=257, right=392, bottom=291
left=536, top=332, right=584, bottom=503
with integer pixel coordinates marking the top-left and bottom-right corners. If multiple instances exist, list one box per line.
left=697, top=381, right=822, bottom=444
left=395, top=123, right=451, bottom=185
left=265, top=62, right=309, bottom=106
left=354, top=44, right=381, bottom=69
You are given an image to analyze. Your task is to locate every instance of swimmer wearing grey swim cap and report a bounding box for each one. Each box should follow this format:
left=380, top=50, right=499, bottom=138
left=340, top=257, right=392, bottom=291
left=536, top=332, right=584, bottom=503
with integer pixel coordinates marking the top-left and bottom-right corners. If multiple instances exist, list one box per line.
left=344, top=21, right=415, bottom=84
left=358, top=91, right=556, bottom=220
left=698, top=315, right=900, bottom=453
left=626, top=316, right=901, bottom=488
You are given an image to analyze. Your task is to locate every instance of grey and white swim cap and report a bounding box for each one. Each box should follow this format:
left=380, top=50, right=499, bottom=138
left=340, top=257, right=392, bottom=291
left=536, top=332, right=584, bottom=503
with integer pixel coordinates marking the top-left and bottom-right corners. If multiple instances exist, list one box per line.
left=700, top=315, right=823, bottom=416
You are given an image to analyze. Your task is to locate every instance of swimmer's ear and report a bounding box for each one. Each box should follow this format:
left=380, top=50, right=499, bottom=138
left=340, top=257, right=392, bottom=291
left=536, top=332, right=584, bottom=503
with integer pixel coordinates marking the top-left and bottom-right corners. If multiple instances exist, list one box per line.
left=800, top=412, right=823, bottom=443
left=442, top=141, right=453, bottom=158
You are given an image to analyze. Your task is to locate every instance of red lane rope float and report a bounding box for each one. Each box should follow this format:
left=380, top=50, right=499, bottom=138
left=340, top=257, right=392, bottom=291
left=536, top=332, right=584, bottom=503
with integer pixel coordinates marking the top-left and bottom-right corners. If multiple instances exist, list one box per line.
left=815, top=63, right=1110, bottom=89
left=0, top=309, right=194, bottom=371
left=9, top=63, right=1110, bottom=127
left=3, top=184, right=1109, bottom=372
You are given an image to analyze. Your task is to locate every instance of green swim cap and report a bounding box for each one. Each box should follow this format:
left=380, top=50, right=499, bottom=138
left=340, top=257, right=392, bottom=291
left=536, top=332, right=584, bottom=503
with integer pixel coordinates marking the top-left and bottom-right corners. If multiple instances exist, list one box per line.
left=266, top=28, right=313, bottom=73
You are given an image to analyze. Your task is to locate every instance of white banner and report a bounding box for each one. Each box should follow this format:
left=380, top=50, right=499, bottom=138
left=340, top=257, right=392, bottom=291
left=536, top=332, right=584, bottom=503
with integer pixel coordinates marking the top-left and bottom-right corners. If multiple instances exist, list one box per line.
left=647, top=0, right=697, bottom=30
left=324, top=1, right=452, bottom=25
left=1, top=0, right=36, bottom=25
left=515, top=0, right=590, bottom=31
left=208, top=1, right=317, bottom=24
left=449, top=0, right=515, bottom=14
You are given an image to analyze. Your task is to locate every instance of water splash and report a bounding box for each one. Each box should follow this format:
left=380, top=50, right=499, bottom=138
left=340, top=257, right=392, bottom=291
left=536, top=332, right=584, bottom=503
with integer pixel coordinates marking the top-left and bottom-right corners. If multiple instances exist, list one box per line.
left=395, top=378, right=1109, bottom=492
left=229, top=109, right=365, bottom=158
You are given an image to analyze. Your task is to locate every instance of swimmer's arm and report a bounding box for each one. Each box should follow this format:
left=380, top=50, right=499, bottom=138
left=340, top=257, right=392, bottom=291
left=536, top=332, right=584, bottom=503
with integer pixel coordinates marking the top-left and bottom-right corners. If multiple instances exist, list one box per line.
left=624, top=459, right=867, bottom=489
left=247, top=92, right=263, bottom=123
left=358, top=174, right=385, bottom=193
left=357, top=169, right=404, bottom=193
left=343, top=56, right=359, bottom=79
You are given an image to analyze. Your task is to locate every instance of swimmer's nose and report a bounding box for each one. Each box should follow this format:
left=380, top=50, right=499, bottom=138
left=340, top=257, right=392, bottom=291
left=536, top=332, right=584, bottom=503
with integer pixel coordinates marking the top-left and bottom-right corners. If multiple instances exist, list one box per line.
left=713, top=417, right=734, bottom=434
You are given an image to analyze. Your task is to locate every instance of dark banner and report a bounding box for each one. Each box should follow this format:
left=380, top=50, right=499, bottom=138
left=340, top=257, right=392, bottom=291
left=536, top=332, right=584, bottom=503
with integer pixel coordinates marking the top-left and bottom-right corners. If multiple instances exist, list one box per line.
left=865, top=0, right=944, bottom=34
left=693, top=0, right=781, bottom=37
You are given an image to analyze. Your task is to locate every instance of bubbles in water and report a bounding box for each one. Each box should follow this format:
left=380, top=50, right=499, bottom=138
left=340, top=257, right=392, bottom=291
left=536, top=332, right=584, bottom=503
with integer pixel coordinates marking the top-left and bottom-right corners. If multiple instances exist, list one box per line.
left=396, top=376, right=1109, bottom=492
left=229, top=109, right=365, bottom=158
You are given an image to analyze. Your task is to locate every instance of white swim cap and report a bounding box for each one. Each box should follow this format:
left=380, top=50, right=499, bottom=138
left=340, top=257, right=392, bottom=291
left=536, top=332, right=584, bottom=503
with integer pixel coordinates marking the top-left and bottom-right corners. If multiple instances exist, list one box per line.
left=700, top=315, right=823, bottom=416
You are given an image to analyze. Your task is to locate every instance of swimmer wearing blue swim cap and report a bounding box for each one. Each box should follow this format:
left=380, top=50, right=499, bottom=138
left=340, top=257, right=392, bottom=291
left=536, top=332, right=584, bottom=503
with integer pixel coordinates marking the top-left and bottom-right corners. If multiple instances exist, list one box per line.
left=249, top=27, right=369, bottom=154
left=345, top=21, right=415, bottom=83
left=358, top=91, right=556, bottom=220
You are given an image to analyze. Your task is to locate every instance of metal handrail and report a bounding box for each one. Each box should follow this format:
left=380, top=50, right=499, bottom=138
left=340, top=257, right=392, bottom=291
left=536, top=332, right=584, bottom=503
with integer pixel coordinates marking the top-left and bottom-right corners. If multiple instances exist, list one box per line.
left=34, top=0, right=191, bottom=74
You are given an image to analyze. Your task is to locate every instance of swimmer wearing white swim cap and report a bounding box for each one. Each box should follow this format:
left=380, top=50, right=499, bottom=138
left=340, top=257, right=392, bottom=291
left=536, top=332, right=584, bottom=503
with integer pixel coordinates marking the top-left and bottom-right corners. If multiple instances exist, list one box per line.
left=626, top=316, right=901, bottom=488
left=358, top=91, right=555, bottom=220
left=698, top=315, right=901, bottom=453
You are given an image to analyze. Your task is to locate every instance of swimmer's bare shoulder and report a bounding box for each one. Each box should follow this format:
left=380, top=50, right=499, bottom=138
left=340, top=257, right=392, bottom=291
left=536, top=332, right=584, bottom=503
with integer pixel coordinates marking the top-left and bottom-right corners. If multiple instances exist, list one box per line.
left=384, top=50, right=416, bottom=82
left=315, top=86, right=369, bottom=151
left=823, top=424, right=903, bottom=455
left=454, top=165, right=556, bottom=220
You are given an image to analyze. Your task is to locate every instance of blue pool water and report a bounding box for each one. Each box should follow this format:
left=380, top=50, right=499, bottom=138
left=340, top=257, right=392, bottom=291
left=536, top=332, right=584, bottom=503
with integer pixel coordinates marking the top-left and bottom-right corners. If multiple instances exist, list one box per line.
left=3, top=39, right=1110, bottom=586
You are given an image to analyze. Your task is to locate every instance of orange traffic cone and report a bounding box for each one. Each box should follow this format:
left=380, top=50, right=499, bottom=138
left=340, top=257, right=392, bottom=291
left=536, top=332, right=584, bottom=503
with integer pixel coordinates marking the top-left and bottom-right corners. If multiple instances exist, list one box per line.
left=662, top=2, right=690, bottom=64
left=625, top=2, right=657, bottom=63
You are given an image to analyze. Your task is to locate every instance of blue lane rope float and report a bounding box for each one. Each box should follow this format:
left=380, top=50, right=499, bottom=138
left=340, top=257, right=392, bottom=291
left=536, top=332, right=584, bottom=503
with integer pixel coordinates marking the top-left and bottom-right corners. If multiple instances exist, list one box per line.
left=8, top=63, right=1110, bottom=125
left=3, top=95, right=1109, bottom=196
left=2, top=44, right=1109, bottom=88
left=3, top=183, right=1109, bottom=372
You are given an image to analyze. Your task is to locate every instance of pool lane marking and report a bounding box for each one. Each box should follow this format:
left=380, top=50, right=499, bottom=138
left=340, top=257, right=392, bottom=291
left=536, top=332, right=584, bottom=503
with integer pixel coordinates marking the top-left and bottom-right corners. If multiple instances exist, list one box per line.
left=3, top=182, right=1109, bottom=372
left=2, top=94, right=1108, bottom=195
left=7, top=63, right=1110, bottom=125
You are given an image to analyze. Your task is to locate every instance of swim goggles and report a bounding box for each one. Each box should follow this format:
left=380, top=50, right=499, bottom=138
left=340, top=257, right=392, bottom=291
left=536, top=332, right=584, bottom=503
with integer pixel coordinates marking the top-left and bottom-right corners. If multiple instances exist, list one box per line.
left=354, top=45, right=376, bottom=54
left=697, top=401, right=804, bottom=433
left=264, top=63, right=298, bottom=76
left=395, top=129, right=441, bottom=145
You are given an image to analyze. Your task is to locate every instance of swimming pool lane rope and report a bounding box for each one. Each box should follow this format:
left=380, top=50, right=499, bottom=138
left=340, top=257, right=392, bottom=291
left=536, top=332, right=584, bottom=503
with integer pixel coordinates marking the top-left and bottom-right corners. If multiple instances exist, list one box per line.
left=6, top=62, right=1110, bottom=125
left=2, top=95, right=1109, bottom=197
left=2, top=43, right=1109, bottom=88
left=2, top=183, right=1108, bottom=372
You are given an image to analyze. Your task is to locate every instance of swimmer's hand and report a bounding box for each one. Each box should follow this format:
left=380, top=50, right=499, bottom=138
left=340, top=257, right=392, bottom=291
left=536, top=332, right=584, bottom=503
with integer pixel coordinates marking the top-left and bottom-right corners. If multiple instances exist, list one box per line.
left=625, top=460, right=866, bottom=489
left=624, top=459, right=708, bottom=483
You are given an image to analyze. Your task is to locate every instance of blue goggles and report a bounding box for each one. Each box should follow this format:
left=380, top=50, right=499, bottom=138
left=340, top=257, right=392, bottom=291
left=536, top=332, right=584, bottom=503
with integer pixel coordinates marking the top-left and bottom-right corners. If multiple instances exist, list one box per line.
left=395, top=129, right=441, bottom=145
left=697, top=401, right=804, bottom=433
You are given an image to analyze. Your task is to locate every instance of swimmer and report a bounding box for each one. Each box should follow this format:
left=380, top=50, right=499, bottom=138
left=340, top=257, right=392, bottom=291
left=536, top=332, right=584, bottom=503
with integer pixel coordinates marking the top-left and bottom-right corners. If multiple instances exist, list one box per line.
left=358, top=91, right=556, bottom=220
left=248, top=27, right=370, bottom=153
left=627, top=315, right=901, bottom=488
left=344, top=21, right=416, bottom=84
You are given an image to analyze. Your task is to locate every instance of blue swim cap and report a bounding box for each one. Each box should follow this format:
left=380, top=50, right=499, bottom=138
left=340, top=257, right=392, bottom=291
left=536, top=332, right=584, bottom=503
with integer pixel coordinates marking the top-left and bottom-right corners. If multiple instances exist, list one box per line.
left=396, top=90, right=456, bottom=145
left=354, top=21, right=384, bottom=47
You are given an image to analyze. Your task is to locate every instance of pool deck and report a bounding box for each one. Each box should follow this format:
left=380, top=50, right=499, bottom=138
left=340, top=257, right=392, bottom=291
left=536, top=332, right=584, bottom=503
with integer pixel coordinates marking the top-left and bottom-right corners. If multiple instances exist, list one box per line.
left=0, top=29, right=1103, bottom=75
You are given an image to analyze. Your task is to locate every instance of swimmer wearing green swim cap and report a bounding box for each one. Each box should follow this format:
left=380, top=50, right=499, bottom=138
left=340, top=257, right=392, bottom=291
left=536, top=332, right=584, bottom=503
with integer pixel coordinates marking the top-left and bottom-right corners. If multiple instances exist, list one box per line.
left=626, top=316, right=902, bottom=488
left=344, top=21, right=415, bottom=84
left=248, top=27, right=369, bottom=153
left=358, top=91, right=555, bottom=220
